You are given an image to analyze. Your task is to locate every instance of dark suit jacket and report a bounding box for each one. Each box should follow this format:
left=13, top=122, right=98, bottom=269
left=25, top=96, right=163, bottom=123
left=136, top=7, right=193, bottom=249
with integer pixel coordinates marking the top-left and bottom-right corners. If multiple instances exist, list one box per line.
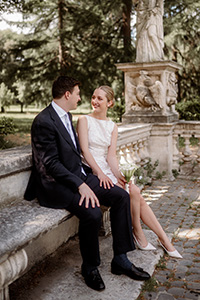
left=24, top=104, right=90, bottom=208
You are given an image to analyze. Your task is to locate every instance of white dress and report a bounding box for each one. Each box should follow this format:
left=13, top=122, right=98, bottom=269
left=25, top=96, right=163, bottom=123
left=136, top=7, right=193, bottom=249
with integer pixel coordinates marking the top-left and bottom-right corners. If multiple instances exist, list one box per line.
left=82, top=115, right=118, bottom=184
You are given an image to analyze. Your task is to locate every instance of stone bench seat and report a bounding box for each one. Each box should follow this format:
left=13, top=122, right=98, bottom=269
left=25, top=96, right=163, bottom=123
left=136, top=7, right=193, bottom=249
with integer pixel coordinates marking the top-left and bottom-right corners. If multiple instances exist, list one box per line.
left=0, top=146, right=79, bottom=299
left=0, top=197, right=79, bottom=300
left=0, top=146, right=111, bottom=300
left=0, top=199, right=74, bottom=263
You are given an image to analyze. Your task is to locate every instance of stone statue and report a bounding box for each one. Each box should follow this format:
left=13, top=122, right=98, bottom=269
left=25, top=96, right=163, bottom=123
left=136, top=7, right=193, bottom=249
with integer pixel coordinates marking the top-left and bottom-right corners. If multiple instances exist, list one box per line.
left=133, top=0, right=164, bottom=62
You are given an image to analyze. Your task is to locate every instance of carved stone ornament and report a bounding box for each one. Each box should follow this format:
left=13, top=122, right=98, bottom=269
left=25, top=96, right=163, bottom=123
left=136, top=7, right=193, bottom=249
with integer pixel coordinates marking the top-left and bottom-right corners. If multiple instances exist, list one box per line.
left=127, top=70, right=165, bottom=113
left=0, top=249, right=28, bottom=300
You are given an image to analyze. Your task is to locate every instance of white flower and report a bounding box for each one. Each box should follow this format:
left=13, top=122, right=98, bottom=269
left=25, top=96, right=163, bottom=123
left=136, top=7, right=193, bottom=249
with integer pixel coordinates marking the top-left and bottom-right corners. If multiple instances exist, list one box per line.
left=120, top=163, right=139, bottom=183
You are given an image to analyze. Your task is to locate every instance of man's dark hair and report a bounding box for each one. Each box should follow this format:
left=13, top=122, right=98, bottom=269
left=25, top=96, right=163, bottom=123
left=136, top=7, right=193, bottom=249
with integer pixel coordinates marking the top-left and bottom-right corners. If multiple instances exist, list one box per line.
left=52, top=76, right=80, bottom=99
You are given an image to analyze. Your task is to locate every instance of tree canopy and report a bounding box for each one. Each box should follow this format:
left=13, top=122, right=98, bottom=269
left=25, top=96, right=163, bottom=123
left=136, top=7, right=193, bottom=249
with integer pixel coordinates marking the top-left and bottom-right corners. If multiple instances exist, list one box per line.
left=164, top=0, right=200, bottom=119
left=0, top=0, right=199, bottom=120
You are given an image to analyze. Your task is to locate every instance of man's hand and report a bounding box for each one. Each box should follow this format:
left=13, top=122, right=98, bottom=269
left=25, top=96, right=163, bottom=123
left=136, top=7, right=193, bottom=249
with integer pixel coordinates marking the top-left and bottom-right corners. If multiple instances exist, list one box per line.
left=78, top=183, right=100, bottom=208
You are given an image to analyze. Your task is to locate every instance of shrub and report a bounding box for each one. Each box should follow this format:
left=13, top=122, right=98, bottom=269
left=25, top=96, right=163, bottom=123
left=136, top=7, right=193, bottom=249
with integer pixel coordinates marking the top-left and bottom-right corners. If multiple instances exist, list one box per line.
left=176, top=98, right=200, bottom=121
left=0, top=117, right=16, bottom=149
left=134, top=158, right=165, bottom=186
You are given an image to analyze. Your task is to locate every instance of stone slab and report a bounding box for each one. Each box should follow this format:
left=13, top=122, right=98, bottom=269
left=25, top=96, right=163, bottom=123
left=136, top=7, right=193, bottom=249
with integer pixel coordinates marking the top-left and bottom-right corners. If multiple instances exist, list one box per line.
left=0, top=170, right=30, bottom=207
left=0, top=199, right=71, bottom=262
left=122, top=111, right=179, bottom=124
left=0, top=145, right=31, bottom=177
left=10, top=230, right=164, bottom=300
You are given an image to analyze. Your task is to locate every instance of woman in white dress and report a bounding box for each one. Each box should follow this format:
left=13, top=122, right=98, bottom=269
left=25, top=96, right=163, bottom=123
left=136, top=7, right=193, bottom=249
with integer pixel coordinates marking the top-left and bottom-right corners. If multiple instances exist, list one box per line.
left=77, top=86, right=182, bottom=258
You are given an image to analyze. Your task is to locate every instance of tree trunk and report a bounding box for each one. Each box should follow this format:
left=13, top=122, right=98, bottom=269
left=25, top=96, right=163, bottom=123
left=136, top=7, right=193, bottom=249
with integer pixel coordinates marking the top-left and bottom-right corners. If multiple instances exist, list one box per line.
left=20, top=103, right=24, bottom=113
left=58, top=0, right=66, bottom=74
left=122, top=0, right=132, bottom=58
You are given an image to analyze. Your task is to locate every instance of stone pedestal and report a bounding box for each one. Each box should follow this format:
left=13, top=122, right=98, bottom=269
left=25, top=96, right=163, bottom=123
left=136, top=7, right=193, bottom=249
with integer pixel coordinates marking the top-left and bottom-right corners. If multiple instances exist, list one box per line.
left=148, top=123, right=176, bottom=177
left=116, top=60, right=182, bottom=124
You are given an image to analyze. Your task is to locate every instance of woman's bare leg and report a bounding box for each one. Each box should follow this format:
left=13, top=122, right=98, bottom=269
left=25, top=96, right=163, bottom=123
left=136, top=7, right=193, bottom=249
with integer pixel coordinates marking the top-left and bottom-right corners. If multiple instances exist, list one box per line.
left=129, top=184, right=149, bottom=247
left=129, top=183, right=175, bottom=251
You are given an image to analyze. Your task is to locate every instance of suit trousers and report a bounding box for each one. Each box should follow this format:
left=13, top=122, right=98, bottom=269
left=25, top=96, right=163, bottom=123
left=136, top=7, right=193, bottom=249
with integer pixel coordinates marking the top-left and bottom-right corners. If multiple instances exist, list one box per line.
left=67, top=173, right=135, bottom=267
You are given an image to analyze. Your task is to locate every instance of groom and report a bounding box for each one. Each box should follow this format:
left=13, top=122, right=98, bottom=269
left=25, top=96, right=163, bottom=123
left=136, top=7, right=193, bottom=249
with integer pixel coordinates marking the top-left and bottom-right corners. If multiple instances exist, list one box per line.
left=24, top=75, right=150, bottom=291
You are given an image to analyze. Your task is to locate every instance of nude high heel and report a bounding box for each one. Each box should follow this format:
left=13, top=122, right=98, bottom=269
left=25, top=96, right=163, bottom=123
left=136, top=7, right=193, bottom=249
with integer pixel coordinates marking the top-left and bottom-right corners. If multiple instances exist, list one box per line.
left=133, top=234, right=156, bottom=251
left=158, top=240, right=183, bottom=259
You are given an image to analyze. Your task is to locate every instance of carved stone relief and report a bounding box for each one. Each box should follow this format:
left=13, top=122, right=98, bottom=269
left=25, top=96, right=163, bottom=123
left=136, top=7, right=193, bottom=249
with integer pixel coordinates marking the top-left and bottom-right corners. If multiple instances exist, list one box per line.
left=126, top=70, right=166, bottom=113
left=166, top=71, right=178, bottom=113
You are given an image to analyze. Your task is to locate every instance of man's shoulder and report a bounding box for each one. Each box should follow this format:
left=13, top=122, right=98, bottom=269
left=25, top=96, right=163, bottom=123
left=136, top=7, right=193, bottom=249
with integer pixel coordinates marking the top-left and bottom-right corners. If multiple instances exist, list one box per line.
left=35, top=104, right=52, bottom=118
left=32, top=105, right=52, bottom=126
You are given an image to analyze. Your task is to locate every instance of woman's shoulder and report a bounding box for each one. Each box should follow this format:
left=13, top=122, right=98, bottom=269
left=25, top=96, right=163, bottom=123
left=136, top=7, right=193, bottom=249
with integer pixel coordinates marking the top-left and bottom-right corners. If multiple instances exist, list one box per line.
left=77, top=115, right=89, bottom=123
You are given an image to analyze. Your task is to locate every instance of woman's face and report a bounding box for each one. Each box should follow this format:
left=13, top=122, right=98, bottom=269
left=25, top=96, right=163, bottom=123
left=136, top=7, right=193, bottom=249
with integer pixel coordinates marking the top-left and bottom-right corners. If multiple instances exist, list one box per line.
left=91, top=88, right=108, bottom=112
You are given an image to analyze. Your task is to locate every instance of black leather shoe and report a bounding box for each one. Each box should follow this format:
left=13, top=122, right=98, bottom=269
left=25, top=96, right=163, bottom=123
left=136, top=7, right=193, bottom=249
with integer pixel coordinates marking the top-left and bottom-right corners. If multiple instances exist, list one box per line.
left=82, top=267, right=105, bottom=291
left=111, top=260, right=150, bottom=281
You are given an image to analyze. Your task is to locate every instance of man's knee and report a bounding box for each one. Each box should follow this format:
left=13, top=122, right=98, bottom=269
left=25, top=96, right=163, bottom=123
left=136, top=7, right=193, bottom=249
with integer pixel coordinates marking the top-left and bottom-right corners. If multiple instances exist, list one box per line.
left=85, top=206, right=102, bottom=225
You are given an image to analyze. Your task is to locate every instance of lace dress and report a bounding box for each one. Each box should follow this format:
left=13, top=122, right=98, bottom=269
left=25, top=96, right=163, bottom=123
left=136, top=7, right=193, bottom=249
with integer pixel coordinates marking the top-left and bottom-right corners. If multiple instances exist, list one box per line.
left=82, top=115, right=118, bottom=184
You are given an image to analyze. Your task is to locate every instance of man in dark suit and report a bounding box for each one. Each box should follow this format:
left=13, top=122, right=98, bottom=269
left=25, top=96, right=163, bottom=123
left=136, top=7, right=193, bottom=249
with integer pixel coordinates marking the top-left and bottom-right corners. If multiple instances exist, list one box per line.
left=24, top=76, right=150, bottom=291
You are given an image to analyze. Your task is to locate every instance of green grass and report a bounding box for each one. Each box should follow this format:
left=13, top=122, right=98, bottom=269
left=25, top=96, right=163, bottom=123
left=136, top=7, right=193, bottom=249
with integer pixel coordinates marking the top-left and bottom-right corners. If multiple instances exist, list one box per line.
left=1, top=103, right=92, bottom=134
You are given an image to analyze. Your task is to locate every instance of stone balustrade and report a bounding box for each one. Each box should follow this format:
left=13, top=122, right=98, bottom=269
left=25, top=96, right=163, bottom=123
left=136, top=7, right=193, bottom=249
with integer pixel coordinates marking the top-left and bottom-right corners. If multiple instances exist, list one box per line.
left=173, top=121, right=200, bottom=176
left=116, top=121, right=200, bottom=179
left=117, top=123, right=152, bottom=166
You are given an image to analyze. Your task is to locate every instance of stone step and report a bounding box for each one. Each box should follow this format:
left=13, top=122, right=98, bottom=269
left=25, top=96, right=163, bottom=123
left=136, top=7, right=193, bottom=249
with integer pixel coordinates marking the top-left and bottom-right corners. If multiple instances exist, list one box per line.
left=10, top=230, right=164, bottom=300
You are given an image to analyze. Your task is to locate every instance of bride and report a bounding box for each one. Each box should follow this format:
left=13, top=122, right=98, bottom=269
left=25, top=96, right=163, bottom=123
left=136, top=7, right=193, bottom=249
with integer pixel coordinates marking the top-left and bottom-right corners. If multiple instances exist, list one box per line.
left=77, top=85, right=182, bottom=259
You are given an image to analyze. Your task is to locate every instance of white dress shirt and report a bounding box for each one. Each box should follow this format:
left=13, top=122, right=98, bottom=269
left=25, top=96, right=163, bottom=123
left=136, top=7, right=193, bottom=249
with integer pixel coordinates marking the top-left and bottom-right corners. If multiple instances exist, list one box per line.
left=51, top=101, right=77, bottom=147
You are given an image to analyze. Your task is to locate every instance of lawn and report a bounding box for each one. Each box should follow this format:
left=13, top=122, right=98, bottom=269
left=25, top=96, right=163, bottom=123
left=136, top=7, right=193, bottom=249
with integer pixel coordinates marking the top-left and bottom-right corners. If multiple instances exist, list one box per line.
left=0, top=103, right=91, bottom=148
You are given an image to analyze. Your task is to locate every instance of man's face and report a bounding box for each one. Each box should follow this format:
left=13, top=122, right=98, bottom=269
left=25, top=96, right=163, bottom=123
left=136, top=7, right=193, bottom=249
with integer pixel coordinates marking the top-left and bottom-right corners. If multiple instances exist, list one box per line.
left=68, top=85, right=81, bottom=110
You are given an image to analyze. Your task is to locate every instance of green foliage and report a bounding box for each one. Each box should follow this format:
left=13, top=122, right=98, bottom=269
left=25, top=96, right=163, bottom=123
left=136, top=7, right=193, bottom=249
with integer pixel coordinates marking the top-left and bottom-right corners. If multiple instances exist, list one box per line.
left=172, top=168, right=179, bottom=178
left=164, top=0, right=200, bottom=120
left=0, top=117, right=16, bottom=149
left=0, top=117, right=15, bottom=135
left=176, top=98, right=200, bottom=121
left=141, top=276, right=158, bottom=292
left=134, top=158, right=165, bottom=186
left=156, top=257, right=167, bottom=270
left=13, top=117, right=33, bottom=133
left=155, top=170, right=166, bottom=180
left=0, top=1, right=199, bottom=122
left=178, top=135, right=198, bottom=148
left=0, top=0, right=135, bottom=120
left=0, top=82, right=14, bottom=111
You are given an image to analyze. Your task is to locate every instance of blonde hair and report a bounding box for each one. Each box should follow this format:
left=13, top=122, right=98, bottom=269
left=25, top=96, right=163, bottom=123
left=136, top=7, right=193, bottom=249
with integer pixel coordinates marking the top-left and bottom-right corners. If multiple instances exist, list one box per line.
left=98, top=85, right=115, bottom=108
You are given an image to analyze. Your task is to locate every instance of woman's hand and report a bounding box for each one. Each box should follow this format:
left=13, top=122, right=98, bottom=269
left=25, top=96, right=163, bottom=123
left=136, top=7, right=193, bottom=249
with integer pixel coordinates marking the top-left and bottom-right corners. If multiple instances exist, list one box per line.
left=97, top=171, right=114, bottom=189
left=116, top=172, right=126, bottom=189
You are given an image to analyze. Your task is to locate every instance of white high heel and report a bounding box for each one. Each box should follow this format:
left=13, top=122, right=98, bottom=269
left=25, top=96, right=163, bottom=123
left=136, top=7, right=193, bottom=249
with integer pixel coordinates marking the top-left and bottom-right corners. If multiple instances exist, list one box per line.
left=158, top=241, right=183, bottom=259
left=133, top=234, right=157, bottom=251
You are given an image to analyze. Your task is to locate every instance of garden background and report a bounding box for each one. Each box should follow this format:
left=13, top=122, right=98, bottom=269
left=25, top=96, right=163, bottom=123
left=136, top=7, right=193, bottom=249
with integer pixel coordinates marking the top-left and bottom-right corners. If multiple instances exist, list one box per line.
left=0, top=0, right=200, bottom=149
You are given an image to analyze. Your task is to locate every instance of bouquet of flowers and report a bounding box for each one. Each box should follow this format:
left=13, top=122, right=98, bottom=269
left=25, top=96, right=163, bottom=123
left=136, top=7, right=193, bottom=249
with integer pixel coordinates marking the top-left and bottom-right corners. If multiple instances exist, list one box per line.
left=120, top=163, right=139, bottom=183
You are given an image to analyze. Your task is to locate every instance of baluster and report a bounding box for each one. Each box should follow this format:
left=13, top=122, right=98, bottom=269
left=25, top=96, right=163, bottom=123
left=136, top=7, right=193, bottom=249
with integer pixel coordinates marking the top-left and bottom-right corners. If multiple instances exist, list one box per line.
left=118, top=146, right=127, bottom=165
left=182, top=134, right=193, bottom=162
left=138, top=140, right=147, bottom=166
left=125, top=143, right=135, bottom=164
left=172, top=134, right=180, bottom=170
left=132, top=142, right=141, bottom=165
left=196, top=137, right=200, bottom=164
left=143, top=138, right=150, bottom=161
left=129, top=143, right=138, bottom=163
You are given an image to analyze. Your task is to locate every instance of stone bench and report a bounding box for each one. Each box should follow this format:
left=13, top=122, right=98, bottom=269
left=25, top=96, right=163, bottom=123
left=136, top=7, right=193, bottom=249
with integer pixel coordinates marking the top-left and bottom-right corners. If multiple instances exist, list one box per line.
left=0, top=146, right=110, bottom=300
